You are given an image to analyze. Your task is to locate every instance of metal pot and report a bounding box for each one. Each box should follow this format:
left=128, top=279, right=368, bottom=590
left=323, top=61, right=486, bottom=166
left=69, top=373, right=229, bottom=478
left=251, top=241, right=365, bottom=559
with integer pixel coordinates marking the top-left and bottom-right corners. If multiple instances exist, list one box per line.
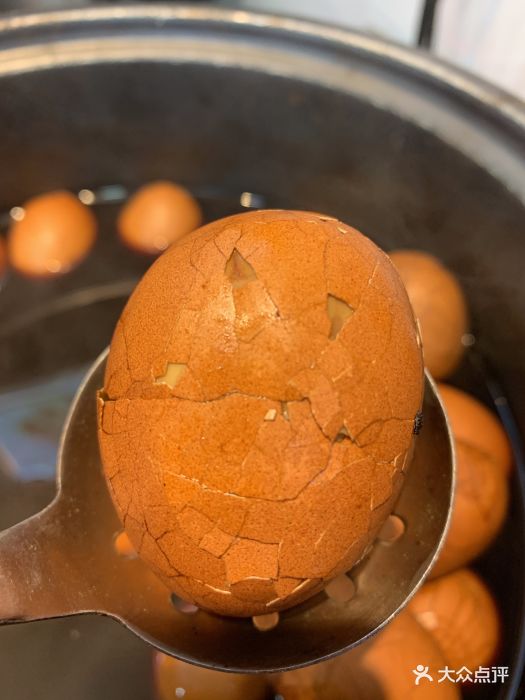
left=0, top=6, right=523, bottom=699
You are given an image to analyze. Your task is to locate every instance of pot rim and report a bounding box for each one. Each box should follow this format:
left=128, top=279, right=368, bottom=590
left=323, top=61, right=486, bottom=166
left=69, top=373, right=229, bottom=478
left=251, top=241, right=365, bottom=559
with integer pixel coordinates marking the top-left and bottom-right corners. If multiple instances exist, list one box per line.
left=0, top=3, right=523, bottom=130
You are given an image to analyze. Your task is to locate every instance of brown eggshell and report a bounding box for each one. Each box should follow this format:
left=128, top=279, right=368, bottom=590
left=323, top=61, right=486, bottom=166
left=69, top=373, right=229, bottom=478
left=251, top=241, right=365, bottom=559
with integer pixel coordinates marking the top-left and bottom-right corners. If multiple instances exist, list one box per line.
left=99, top=210, right=424, bottom=616
left=438, top=383, right=512, bottom=476
left=389, top=250, right=468, bottom=379
left=431, top=440, right=508, bottom=577
left=118, top=180, right=202, bottom=254
left=7, top=190, right=96, bottom=277
left=409, top=568, right=500, bottom=670
left=154, top=652, right=268, bottom=700
left=273, top=611, right=460, bottom=699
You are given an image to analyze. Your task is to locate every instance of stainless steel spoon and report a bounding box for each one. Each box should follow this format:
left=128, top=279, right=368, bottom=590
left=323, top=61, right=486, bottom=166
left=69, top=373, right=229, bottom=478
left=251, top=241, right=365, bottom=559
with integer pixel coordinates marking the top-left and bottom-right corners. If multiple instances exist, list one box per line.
left=0, top=350, right=454, bottom=673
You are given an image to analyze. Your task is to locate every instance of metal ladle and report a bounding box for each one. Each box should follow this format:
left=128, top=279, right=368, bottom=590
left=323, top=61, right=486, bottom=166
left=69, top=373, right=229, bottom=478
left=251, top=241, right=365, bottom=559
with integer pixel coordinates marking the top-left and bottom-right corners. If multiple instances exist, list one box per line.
left=0, top=350, right=454, bottom=673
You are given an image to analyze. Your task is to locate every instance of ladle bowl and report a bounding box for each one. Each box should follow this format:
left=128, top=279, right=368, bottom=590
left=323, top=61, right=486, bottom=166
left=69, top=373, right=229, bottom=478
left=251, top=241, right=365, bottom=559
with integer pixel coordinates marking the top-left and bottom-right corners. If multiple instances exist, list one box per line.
left=0, top=350, right=454, bottom=673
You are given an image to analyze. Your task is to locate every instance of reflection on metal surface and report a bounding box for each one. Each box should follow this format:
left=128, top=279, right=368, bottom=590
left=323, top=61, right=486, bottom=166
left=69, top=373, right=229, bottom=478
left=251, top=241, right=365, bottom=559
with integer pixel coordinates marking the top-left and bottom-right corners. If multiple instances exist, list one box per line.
left=78, top=184, right=128, bottom=206
left=0, top=367, right=86, bottom=480
left=9, top=205, right=24, bottom=221
left=0, top=352, right=454, bottom=673
left=0, top=281, right=136, bottom=338
left=2, top=185, right=267, bottom=233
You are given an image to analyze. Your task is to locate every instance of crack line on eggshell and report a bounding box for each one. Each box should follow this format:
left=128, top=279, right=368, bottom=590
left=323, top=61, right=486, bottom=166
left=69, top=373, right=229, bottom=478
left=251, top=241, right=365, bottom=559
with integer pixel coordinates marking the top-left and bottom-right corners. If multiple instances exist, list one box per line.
left=103, top=396, right=398, bottom=551
left=102, top=391, right=309, bottom=408
left=155, top=535, right=192, bottom=577
left=203, top=583, right=231, bottom=596
left=233, top=396, right=336, bottom=498
left=176, top=504, right=216, bottom=538
left=163, top=470, right=313, bottom=505
left=171, top=571, right=295, bottom=607
left=163, top=444, right=370, bottom=508
left=115, top=286, right=368, bottom=405
left=124, top=512, right=148, bottom=560
left=354, top=417, right=414, bottom=448
left=367, top=260, right=380, bottom=288
left=234, top=222, right=261, bottom=258
left=212, top=236, right=228, bottom=260
left=110, top=218, right=391, bottom=405
left=102, top=217, right=423, bottom=606
left=234, top=322, right=270, bottom=345
left=216, top=534, right=240, bottom=560
left=241, top=269, right=282, bottom=322
left=149, top=258, right=202, bottom=374
left=334, top=425, right=355, bottom=442
left=119, top=319, right=135, bottom=379
left=107, top=394, right=403, bottom=501
left=226, top=533, right=283, bottom=551
left=322, top=236, right=330, bottom=297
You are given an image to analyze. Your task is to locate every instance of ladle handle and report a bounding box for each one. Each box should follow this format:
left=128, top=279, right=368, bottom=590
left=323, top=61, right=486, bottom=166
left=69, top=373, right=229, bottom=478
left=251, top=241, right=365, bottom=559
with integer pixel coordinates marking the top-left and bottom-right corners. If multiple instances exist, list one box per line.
left=0, top=498, right=87, bottom=623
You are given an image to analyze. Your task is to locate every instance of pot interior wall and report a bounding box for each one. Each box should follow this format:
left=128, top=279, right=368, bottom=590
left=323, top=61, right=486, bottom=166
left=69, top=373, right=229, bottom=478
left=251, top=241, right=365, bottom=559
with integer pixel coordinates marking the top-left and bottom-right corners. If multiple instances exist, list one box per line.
left=1, top=61, right=524, bottom=417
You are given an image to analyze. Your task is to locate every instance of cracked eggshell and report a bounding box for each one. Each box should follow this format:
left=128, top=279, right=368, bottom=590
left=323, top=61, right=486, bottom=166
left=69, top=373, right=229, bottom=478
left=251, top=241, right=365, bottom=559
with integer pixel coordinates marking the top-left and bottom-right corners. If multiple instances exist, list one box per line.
left=438, top=384, right=512, bottom=476
left=432, top=384, right=509, bottom=578
left=7, top=190, right=96, bottom=277
left=431, top=440, right=508, bottom=578
left=389, top=250, right=468, bottom=379
left=118, top=180, right=202, bottom=254
left=409, top=568, right=500, bottom=671
left=99, top=209, right=424, bottom=617
left=272, top=611, right=460, bottom=699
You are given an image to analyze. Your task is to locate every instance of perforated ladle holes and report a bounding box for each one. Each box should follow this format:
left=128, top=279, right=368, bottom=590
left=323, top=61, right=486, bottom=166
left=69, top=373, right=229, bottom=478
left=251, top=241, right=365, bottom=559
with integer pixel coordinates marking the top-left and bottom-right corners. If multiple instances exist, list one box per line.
left=252, top=612, right=280, bottom=632
left=378, top=515, right=406, bottom=544
left=324, top=574, right=356, bottom=603
left=170, top=593, right=199, bottom=615
left=113, top=531, right=137, bottom=559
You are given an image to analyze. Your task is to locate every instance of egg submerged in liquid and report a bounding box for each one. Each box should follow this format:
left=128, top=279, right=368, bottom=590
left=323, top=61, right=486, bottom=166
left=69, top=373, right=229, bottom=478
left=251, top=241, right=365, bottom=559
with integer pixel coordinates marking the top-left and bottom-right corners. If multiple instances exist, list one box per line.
left=8, top=190, right=96, bottom=277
